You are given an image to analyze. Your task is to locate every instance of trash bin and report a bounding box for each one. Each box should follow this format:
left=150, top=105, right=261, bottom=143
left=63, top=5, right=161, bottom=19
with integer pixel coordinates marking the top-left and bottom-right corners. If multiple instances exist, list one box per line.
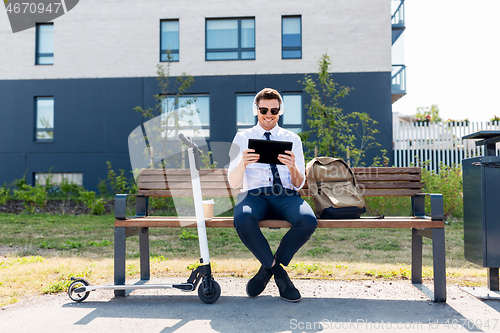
left=463, top=131, right=500, bottom=291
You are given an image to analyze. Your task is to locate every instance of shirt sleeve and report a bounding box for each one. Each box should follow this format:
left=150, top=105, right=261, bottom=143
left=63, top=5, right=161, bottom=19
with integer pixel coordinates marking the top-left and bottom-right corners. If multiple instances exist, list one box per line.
left=228, top=132, right=245, bottom=188
left=291, top=134, right=306, bottom=190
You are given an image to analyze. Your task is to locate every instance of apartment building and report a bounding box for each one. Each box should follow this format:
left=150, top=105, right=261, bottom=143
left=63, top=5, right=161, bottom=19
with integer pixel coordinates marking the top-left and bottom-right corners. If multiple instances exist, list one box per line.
left=0, top=0, right=405, bottom=189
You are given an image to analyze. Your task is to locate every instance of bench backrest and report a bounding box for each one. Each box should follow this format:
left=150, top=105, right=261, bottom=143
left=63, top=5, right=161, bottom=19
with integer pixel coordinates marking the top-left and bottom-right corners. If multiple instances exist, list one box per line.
left=137, top=167, right=422, bottom=197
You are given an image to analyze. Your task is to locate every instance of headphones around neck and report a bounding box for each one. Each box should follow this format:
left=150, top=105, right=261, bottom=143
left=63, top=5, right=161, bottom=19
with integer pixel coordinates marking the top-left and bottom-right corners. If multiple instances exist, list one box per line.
left=252, top=91, right=285, bottom=116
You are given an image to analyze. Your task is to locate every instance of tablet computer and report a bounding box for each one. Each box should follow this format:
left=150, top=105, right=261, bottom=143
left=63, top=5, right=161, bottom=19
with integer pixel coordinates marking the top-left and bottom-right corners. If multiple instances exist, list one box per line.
left=248, top=139, right=293, bottom=165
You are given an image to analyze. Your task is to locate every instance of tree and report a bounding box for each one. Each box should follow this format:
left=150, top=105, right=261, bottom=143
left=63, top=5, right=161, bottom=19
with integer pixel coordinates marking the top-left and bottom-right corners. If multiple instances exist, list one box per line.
left=130, top=50, right=197, bottom=170
left=415, top=104, right=441, bottom=123
left=349, top=112, right=380, bottom=167
left=299, top=53, right=380, bottom=166
left=134, top=51, right=194, bottom=119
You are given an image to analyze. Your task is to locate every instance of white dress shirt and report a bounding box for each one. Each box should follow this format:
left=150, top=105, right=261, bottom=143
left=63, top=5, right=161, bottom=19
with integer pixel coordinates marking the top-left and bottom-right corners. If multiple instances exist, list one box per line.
left=228, top=123, right=306, bottom=191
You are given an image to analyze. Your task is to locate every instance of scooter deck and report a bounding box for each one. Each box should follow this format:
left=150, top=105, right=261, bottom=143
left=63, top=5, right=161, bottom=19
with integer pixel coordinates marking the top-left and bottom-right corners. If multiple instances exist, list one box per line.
left=75, top=282, right=195, bottom=293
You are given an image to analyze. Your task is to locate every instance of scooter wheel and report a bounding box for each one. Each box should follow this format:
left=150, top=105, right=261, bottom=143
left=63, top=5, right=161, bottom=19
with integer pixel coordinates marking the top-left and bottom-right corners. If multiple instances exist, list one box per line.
left=198, top=280, right=221, bottom=304
left=68, top=278, right=90, bottom=302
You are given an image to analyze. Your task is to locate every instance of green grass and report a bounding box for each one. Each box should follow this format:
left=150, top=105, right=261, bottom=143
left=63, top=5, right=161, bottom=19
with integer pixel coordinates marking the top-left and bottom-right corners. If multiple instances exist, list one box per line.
left=0, top=211, right=489, bottom=307
left=0, top=212, right=479, bottom=269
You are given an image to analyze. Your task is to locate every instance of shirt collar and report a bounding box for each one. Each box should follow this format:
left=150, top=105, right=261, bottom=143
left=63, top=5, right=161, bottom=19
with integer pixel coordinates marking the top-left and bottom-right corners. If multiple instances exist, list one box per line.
left=256, top=123, right=280, bottom=139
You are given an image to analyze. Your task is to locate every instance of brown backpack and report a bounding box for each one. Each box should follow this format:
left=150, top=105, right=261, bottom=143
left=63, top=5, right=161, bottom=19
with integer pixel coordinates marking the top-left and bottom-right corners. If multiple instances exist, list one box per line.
left=306, top=157, right=366, bottom=219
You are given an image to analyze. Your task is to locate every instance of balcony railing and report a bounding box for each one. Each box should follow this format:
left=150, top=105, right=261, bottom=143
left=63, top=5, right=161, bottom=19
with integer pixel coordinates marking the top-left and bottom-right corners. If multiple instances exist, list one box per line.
left=391, top=0, right=405, bottom=26
left=392, top=64, right=406, bottom=94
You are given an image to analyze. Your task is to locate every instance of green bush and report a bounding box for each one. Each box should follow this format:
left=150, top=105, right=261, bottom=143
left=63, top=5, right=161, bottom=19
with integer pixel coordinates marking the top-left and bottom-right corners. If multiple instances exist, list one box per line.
left=364, top=196, right=412, bottom=216
left=201, top=151, right=218, bottom=169
left=129, top=181, right=138, bottom=194
left=0, top=184, right=9, bottom=205
left=78, top=189, right=105, bottom=215
left=97, top=179, right=108, bottom=198
left=13, top=178, right=47, bottom=214
left=78, top=189, right=96, bottom=207
left=59, top=177, right=80, bottom=200
left=106, top=161, right=129, bottom=195
left=42, top=172, right=55, bottom=198
left=363, top=164, right=463, bottom=219
left=98, top=161, right=135, bottom=198
left=91, top=198, right=105, bottom=215
left=421, top=164, right=463, bottom=220
left=149, top=197, right=177, bottom=214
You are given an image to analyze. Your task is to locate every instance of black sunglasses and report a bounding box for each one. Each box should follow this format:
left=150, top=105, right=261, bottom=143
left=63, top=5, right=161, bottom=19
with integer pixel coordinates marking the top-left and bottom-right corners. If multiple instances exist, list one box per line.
left=258, top=107, right=280, bottom=115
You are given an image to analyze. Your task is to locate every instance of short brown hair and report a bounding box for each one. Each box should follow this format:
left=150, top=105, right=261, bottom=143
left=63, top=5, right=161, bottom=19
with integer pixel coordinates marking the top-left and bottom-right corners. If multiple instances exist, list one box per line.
left=255, top=88, right=282, bottom=106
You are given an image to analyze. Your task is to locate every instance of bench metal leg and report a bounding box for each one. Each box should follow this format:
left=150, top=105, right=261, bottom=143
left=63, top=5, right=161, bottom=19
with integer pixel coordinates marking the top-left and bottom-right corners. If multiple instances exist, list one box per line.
left=432, top=228, right=446, bottom=302
left=411, top=196, right=425, bottom=217
left=488, top=268, right=499, bottom=291
left=114, top=227, right=126, bottom=297
left=411, top=228, right=447, bottom=302
left=411, top=228, right=423, bottom=284
left=140, top=227, right=150, bottom=281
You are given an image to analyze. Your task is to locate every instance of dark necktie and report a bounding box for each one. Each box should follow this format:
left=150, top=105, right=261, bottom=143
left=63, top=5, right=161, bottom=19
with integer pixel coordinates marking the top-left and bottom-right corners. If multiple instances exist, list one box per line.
left=264, top=132, right=283, bottom=194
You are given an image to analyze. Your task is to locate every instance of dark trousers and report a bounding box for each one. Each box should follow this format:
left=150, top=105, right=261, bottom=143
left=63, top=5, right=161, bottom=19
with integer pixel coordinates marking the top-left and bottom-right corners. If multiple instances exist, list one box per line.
left=233, top=188, right=317, bottom=268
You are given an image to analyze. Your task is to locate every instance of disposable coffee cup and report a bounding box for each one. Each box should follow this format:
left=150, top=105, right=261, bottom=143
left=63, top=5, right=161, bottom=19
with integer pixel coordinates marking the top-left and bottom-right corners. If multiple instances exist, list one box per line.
left=202, top=199, right=215, bottom=220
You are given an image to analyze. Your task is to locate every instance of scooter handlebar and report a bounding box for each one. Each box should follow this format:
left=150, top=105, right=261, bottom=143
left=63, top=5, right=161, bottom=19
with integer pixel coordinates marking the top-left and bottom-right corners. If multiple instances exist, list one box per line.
left=179, top=133, right=202, bottom=171
left=178, top=133, right=192, bottom=147
left=178, top=133, right=202, bottom=156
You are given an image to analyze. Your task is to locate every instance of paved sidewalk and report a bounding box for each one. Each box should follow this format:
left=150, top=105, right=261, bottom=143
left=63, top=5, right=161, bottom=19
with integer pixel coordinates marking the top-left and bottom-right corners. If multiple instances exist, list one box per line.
left=1, top=277, right=500, bottom=332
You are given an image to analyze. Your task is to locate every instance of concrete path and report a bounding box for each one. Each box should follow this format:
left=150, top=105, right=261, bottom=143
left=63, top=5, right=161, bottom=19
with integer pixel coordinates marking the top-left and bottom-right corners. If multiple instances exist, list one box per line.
left=2, top=277, right=500, bottom=332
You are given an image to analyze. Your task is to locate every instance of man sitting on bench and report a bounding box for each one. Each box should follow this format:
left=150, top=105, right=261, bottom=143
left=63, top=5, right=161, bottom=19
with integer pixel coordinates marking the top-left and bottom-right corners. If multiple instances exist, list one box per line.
left=228, top=88, right=318, bottom=302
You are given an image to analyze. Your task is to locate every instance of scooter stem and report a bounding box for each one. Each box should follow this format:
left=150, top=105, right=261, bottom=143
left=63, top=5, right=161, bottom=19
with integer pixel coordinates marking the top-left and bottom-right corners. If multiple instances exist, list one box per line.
left=187, top=147, right=210, bottom=264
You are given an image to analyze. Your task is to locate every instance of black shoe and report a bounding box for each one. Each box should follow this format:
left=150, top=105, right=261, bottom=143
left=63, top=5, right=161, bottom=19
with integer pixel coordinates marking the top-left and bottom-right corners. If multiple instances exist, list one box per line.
left=271, top=263, right=301, bottom=302
left=246, top=265, right=273, bottom=298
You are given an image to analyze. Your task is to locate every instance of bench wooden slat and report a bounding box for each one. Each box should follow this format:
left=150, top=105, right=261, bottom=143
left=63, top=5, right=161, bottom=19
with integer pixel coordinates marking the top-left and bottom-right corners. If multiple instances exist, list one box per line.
left=139, top=169, right=421, bottom=182
left=139, top=175, right=422, bottom=186
left=138, top=169, right=227, bottom=176
left=139, top=175, right=229, bottom=183
left=115, top=216, right=444, bottom=229
left=138, top=189, right=422, bottom=197
left=138, top=181, right=423, bottom=191
left=139, top=176, right=420, bottom=188
left=138, top=189, right=241, bottom=197
left=357, top=182, right=422, bottom=189
left=139, top=182, right=231, bottom=190
left=139, top=167, right=422, bottom=176
left=352, top=167, right=421, bottom=174
left=297, top=189, right=422, bottom=197
left=355, top=174, right=421, bottom=181
left=350, top=189, right=422, bottom=196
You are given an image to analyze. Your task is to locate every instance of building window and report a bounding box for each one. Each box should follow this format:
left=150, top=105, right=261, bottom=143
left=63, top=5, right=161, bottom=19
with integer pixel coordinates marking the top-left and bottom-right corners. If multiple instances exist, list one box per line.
left=236, top=94, right=256, bottom=131
left=35, top=173, right=83, bottom=186
left=206, top=18, right=255, bottom=61
left=281, top=93, right=302, bottom=133
left=35, top=23, right=54, bottom=65
left=160, top=20, right=179, bottom=62
left=282, top=16, right=301, bottom=59
left=35, top=97, right=54, bottom=142
left=162, top=95, right=210, bottom=137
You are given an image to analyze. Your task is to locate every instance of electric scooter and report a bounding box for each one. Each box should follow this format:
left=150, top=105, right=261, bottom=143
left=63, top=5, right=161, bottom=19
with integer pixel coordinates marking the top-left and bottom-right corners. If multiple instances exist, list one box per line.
left=67, top=134, right=221, bottom=304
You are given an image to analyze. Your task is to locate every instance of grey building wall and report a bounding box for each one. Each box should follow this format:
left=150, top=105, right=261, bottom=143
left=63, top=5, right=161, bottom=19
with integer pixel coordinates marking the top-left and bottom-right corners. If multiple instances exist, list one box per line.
left=0, top=0, right=391, bottom=80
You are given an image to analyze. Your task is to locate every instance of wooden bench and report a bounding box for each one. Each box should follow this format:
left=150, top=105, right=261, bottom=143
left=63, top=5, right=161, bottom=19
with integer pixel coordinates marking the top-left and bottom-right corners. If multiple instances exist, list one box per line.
left=114, top=167, right=446, bottom=302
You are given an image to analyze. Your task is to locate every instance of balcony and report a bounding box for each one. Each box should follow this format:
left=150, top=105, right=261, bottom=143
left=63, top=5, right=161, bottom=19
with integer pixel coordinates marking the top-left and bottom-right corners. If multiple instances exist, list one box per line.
left=392, top=0, right=405, bottom=44
left=392, top=64, right=406, bottom=103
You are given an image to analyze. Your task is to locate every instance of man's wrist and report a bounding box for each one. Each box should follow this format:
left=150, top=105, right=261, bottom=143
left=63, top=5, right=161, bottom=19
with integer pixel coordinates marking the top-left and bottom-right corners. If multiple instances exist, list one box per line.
left=289, top=163, right=299, bottom=173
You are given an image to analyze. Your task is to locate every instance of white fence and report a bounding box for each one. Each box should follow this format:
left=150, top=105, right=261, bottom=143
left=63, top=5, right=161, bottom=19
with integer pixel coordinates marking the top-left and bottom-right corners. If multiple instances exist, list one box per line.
left=393, top=121, right=500, bottom=171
